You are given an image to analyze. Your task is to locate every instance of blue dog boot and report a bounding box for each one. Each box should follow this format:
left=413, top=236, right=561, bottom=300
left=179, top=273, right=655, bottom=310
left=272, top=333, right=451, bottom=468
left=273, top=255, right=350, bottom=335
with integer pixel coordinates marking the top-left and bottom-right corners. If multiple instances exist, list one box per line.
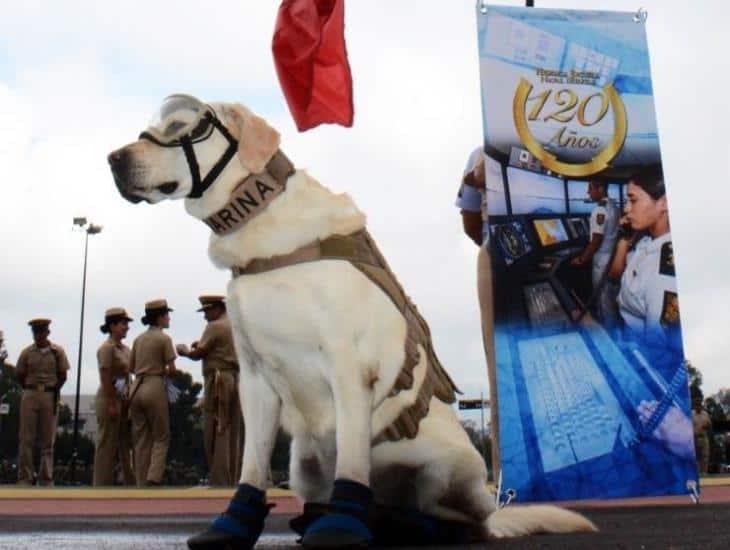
left=187, top=483, right=271, bottom=550
left=301, top=479, right=374, bottom=549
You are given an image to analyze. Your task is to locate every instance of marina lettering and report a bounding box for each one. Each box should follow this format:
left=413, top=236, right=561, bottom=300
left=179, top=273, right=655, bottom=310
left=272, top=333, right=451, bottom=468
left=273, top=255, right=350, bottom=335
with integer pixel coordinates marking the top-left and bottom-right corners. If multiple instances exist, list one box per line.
left=204, top=176, right=282, bottom=234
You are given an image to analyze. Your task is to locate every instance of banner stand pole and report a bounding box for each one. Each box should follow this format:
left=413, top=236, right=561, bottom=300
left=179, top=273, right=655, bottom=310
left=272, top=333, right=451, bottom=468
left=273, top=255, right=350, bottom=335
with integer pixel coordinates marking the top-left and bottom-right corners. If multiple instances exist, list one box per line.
left=687, top=480, right=700, bottom=504
left=634, top=7, right=648, bottom=23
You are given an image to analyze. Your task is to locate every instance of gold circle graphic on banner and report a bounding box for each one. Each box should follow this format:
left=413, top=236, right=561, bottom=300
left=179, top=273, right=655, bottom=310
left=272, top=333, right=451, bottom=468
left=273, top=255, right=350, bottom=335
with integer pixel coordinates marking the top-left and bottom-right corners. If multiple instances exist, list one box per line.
left=512, top=78, right=628, bottom=177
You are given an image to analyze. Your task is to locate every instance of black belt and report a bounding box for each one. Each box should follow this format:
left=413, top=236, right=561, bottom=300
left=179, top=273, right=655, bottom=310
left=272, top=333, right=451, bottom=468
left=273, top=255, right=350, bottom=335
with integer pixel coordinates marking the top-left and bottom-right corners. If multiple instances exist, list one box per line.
left=24, top=384, right=56, bottom=392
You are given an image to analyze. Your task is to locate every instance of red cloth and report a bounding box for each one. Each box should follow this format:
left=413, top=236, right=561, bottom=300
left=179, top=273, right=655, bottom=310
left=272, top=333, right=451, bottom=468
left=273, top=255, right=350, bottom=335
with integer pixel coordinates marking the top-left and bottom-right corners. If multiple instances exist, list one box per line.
left=272, top=0, right=353, bottom=131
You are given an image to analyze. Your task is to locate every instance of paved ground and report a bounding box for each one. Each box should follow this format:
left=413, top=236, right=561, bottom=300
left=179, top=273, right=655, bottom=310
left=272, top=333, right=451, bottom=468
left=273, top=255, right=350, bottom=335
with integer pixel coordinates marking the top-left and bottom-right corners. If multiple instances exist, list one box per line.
left=0, top=479, right=729, bottom=549
left=2, top=506, right=730, bottom=549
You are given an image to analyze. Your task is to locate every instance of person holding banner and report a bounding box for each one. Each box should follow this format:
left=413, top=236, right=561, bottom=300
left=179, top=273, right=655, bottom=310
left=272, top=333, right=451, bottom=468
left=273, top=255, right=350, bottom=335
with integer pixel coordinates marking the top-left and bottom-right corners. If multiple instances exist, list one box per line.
left=609, top=168, right=681, bottom=351
left=455, top=146, right=499, bottom=472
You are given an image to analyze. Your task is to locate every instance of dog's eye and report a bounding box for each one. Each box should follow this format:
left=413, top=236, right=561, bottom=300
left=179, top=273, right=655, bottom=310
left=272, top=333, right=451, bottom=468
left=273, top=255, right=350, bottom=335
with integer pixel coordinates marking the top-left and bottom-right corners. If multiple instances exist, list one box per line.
left=189, top=118, right=211, bottom=140
left=162, top=120, right=187, bottom=138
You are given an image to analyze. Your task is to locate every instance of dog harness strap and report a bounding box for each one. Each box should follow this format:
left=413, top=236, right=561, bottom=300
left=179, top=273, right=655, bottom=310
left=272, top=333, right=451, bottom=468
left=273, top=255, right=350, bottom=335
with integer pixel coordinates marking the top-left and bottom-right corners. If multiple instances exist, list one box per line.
left=231, top=230, right=460, bottom=444
left=189, top=117, right=239, bottom=199
left=181, top=136, right=203, bottom=197
left=233, top=231, right=376, bottom=276
left=202, top=151, right=295, bottom=235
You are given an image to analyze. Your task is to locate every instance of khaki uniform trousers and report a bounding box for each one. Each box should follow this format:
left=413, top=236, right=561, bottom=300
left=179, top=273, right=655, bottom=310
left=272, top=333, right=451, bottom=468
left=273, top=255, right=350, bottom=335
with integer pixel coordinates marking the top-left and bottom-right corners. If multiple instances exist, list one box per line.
left=17, top=390, right=57, bottom=485
left=203, top=370, right=244, bottom=486
left=93, top=391, right=135, bottom=486
left=129, top=376, right=170, bottom=486
left=695, top=435, right=710, bottom=474
left=477, top=246, right=500, bottom=473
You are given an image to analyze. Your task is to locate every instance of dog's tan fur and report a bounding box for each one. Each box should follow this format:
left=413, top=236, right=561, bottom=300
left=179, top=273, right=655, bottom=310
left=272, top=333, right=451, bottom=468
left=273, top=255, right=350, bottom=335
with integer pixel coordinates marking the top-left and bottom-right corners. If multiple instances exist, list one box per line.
left=109, top=100, right=597, bottom=539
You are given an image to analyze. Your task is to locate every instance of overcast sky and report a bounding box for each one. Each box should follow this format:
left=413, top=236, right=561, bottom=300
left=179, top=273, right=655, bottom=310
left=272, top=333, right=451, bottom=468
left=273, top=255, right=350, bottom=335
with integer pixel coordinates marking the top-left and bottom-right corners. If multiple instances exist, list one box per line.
left=1, top=0, right=728, bottom=417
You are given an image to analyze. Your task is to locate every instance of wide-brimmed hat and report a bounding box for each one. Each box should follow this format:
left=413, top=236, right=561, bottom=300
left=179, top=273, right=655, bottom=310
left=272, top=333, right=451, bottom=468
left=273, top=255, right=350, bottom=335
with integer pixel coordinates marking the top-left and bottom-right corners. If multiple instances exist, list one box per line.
left=100, top=307, right=133, bottom=333
left=145, top=299, right=173, bottom=312
left=142, top=299, right=173, bottom=325
left=28, top=318, right=51, bottom=331
left=196, top=294, right=226, bottom=312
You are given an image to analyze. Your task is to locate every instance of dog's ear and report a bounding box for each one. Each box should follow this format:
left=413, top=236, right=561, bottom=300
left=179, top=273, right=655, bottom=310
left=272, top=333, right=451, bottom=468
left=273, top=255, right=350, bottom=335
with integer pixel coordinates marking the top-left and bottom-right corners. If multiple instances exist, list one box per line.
left=222, top=103, right=281, bottom=174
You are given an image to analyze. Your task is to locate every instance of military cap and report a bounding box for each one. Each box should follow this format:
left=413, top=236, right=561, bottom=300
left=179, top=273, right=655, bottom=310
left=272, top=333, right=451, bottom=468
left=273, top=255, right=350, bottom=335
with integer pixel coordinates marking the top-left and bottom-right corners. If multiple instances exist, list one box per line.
left=142, top=299, right=173, bottom=326
left=28, top=318, right=51, bottom=329
left=196, top=294, right=226, bottom=312
left=100, top=307, right=133, bottom=333
left=144, top=299, right=173, bottom=313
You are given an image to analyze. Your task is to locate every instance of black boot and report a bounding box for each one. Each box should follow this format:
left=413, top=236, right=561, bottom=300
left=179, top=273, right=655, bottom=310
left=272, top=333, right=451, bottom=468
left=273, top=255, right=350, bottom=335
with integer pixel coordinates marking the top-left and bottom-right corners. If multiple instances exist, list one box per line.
left=300, top=479, right=374, bottom=549
left=187, top=483, right=271, bottom=550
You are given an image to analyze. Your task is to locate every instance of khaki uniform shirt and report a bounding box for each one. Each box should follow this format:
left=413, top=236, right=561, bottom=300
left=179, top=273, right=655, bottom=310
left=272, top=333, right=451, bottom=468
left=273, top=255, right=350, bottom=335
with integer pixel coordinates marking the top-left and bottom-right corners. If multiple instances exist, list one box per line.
left=131, top=327, right=175, bottom=376
left=97, top=338, right=131, bottom=380
left=198, top=314, right=238, bottom=377
left=16, top=342, right=71, bottom=387
left=692, top=409, right=711, bottom=440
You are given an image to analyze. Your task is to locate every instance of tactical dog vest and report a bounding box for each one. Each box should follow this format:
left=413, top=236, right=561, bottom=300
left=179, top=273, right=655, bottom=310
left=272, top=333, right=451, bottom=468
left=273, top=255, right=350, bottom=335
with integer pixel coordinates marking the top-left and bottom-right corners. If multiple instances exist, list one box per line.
left=232, top=229, right=461, bottom=444
left=207, top=151, right=460, bottom=443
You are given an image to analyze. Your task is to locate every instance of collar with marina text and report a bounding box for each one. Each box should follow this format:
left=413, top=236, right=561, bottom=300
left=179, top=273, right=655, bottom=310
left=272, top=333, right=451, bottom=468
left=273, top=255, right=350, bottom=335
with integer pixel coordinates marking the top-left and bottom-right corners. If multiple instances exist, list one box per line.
left=203, top=151, right=294, bottom=236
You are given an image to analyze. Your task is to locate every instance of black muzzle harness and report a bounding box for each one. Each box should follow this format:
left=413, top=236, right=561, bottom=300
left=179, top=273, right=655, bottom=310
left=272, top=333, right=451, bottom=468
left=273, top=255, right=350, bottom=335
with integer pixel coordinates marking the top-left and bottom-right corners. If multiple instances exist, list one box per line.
left=139, top=102, right=239, bottom=199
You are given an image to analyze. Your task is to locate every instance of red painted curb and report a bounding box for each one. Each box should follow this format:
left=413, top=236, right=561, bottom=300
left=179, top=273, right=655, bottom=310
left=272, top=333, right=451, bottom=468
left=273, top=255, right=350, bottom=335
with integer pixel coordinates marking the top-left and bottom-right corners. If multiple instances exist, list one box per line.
left=0, top=496, right=303, bottom=516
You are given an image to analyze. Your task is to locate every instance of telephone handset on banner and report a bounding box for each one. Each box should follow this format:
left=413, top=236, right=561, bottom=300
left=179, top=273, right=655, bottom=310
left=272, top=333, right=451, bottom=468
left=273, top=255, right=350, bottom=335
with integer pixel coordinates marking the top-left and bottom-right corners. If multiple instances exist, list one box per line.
left=630, top=365, right=687, bottom=446
left=617, top=218, right=635, bottom=241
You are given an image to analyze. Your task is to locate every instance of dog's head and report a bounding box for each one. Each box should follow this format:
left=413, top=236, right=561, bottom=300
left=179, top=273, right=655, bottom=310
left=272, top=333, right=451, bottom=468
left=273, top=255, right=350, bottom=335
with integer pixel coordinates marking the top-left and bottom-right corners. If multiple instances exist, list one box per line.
left=108, top=94, right=280, bottom=204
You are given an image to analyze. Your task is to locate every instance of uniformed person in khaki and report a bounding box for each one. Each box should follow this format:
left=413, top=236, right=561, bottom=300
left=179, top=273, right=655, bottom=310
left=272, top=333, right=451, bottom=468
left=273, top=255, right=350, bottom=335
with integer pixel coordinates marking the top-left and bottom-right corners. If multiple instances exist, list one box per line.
left=129, top=299, right=177, bottom=486
left=177, top=295, right=243, bottom=486
left=93, top=307, right=135, bottom=486
left=692, top=398, right=712, bottom=474
left=15, top=319, right=71, bottom=485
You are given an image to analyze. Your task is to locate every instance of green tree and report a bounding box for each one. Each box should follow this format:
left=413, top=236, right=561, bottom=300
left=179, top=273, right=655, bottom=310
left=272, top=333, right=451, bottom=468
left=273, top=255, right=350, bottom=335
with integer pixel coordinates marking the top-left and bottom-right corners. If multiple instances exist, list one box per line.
left=165, top=369, right=205, bottom=484
left=57, top=401, right=73, bottom=429
left=686, top=360, right=703, bottom=404
left=460, top=419, right=493, bottom=477
left=705, top=397, right=727, bottom=423
left=0, top=363, right=22, bottom=462
left=706, top=388, right=730, bottom=421
left=270, top=428, right=291, bottom=485
left=52, top=401, right=94, bottom=485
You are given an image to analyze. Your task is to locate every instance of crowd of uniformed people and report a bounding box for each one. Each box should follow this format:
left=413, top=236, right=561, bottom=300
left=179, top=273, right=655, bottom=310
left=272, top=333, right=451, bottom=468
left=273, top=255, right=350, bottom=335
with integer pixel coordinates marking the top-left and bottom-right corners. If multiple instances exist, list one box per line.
left=1, top=294, right=243, bottom=487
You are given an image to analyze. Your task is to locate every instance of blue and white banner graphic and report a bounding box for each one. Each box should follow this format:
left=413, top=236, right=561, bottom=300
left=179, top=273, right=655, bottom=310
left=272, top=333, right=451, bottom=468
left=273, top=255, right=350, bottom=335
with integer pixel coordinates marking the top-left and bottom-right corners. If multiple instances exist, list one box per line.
left=476, top=5, right=696, bottom=502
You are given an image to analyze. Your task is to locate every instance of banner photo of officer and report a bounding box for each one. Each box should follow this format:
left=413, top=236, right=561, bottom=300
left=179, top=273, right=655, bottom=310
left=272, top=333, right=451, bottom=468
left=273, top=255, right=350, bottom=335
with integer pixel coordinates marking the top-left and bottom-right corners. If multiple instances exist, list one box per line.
left=476, top=5, right=695, bottom=502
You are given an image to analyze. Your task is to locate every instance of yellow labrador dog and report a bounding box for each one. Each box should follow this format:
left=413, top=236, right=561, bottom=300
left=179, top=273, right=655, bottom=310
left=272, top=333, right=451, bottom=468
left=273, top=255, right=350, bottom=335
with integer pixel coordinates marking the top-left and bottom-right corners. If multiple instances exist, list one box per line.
left=108, top=95, right=596, bottom=549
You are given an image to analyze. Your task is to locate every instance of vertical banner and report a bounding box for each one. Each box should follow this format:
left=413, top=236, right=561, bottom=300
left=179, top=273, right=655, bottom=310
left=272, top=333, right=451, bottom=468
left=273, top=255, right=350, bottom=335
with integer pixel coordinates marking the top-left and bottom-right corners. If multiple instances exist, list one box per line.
left=477, top=6, right=697, bottom=501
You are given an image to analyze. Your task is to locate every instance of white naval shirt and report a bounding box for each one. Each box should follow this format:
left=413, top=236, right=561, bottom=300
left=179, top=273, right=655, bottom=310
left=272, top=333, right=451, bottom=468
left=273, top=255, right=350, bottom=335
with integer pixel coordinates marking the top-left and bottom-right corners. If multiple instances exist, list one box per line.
left=618, top=232, right=679, bottom=348
left=455, top=147, right=489, bottom=247
left=590, top=198, right=620, bottom=263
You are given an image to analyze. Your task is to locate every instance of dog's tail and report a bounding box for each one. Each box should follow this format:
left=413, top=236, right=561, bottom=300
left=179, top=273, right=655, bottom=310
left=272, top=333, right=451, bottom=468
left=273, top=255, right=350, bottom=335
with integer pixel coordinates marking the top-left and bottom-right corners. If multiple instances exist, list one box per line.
left=486, top=505, right=597, bottom=538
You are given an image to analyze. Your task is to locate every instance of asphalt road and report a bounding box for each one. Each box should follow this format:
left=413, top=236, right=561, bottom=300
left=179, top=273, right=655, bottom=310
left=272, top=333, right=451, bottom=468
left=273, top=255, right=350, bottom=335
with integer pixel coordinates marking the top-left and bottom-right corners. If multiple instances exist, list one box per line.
left=1, top=505, right=730, bottom=549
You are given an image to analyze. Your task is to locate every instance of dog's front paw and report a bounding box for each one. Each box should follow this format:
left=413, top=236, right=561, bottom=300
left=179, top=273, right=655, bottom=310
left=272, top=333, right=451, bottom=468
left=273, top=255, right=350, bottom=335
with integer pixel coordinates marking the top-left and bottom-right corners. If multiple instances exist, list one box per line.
left=187, top=483, right=271, bottom=550
left=301, top=479, right=374, bottom=549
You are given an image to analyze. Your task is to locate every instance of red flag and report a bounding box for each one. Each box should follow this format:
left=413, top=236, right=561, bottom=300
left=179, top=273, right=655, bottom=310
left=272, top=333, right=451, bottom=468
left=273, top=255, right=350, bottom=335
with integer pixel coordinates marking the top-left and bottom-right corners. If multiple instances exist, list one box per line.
left=272, top=0, right=354, bottom=131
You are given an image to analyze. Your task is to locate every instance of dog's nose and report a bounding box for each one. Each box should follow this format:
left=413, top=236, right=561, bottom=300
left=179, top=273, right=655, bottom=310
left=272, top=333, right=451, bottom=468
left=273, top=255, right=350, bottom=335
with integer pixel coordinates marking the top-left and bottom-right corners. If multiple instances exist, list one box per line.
left=107, top=148, right=130, bottom=172
left=107, top=148, right=143, bottom=203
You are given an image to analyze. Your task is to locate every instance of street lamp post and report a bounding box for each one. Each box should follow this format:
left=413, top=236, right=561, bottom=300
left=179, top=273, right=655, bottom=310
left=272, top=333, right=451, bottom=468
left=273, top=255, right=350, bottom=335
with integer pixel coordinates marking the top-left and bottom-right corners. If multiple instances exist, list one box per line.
left=70, top=218, right=102, bottom=483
